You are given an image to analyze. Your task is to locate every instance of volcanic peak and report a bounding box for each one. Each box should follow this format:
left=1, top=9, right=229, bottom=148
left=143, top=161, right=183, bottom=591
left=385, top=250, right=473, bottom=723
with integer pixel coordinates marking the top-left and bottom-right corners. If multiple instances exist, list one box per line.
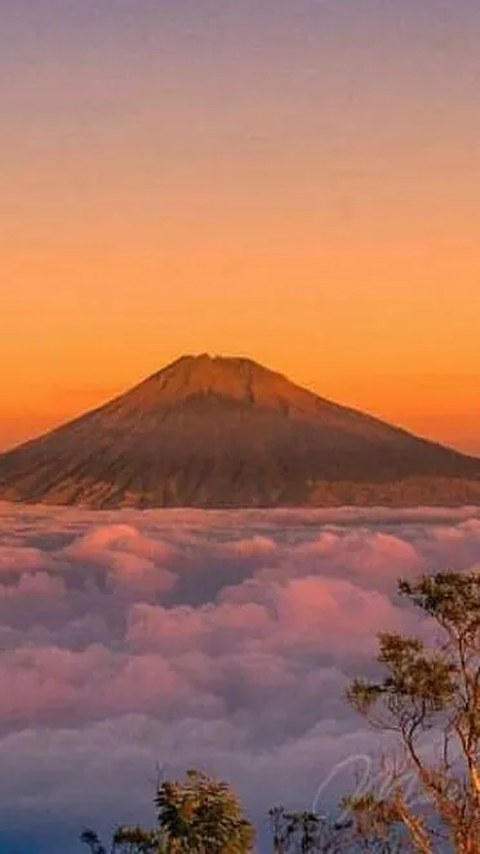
left=124, top=353, right=305, bottom=412
left=1, top=353, right=479, bottom=510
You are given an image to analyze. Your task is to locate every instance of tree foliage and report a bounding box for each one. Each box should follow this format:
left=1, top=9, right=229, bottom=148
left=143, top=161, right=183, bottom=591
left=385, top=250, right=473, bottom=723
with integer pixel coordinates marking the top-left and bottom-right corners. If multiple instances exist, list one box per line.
left=156, top=768, right=254, bottom=853
left=348, top=571, right=480, bottom=853
left=81, top=769, right=253, bottom=854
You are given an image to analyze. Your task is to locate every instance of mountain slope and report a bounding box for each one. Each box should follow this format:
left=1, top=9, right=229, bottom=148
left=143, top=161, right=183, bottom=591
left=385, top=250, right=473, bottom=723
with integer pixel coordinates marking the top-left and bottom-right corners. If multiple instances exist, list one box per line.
left=0, top=354, right=479, bottom=508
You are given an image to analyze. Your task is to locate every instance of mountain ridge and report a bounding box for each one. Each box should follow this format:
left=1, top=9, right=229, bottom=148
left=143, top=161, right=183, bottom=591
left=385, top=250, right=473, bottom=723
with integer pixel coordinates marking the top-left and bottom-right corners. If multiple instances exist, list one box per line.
left=0, top=354, right=479, bottom=509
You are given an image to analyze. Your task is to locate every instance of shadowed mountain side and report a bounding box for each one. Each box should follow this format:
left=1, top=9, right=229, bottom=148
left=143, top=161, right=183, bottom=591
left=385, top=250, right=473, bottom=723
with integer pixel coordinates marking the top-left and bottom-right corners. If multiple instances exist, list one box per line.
left=0, top=354, right=479, bottom=508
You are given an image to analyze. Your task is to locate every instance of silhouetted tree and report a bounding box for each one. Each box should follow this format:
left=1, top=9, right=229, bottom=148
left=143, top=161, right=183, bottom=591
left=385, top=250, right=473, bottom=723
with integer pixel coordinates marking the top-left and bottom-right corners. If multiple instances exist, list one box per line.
left=80, top=829, right=107, bottom=854
left=267, top=806, right=357, bottom=853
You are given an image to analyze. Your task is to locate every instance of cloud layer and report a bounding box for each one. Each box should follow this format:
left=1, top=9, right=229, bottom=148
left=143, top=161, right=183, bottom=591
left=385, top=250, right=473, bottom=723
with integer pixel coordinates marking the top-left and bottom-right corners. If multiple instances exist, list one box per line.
left=1, top=503, right=479, bottom=853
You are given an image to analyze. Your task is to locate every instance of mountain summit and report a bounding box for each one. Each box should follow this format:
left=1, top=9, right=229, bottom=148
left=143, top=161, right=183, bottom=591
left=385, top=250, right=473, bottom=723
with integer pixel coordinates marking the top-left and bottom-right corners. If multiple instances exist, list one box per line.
left=0, top=354, right=479, bottom=508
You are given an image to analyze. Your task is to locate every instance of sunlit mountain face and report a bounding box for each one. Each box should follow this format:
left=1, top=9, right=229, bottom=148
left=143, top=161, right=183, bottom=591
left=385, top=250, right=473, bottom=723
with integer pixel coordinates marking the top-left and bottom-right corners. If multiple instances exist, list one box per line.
left=0, top=355, right=479, bottom=509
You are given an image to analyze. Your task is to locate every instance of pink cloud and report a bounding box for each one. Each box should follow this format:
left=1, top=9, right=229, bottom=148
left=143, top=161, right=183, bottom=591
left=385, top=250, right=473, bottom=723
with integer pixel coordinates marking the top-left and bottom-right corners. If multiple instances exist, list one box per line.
left=0, top=504, right=478, bottom=852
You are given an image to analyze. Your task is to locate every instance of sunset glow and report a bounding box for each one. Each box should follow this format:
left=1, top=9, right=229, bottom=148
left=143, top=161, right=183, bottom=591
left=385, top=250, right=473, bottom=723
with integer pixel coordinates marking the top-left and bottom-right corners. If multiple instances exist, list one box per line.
left=1, top=0, right=479, bottom=454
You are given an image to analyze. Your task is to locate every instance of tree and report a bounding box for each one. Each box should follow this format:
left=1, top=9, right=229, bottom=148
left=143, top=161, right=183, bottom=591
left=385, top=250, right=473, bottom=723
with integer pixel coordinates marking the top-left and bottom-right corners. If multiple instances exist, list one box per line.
left=267, top=805, right=358, bottom=853
left=156, top=768, right=254, bottom=853
left=347, top=571, right=480, bottom=853
left=80, top=830, right=107, bottom=854
left=81, top=768, right=254, bottom=854
left=81, top=825, right=163, bottom=854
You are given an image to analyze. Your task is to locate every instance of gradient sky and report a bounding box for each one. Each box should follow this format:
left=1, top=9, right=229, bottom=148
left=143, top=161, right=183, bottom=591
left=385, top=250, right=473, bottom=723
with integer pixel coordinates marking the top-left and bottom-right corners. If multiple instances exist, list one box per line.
left=1, top=0, right=479, bottom=453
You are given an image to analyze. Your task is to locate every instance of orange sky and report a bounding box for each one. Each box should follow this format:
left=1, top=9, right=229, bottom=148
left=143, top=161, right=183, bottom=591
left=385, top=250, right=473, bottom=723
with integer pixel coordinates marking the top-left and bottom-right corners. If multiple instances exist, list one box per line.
left=1, top=0, right=479, bottom=454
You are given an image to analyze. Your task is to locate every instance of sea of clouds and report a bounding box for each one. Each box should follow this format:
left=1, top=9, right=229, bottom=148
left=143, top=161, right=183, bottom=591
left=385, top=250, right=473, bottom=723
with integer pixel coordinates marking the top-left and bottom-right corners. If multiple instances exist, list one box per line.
left=1, top=503, right=480, bottom=853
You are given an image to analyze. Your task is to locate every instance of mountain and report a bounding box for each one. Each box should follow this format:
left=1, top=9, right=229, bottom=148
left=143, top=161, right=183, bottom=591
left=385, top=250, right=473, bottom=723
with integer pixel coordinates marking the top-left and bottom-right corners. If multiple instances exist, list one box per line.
left=0, top=354, right=479, bottom=508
